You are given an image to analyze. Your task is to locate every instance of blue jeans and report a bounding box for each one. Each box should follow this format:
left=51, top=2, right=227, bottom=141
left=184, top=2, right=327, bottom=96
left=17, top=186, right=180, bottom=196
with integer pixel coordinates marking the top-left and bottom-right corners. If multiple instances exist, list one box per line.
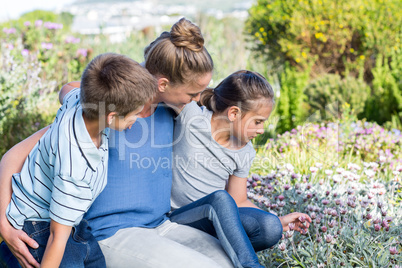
left=0, top=220, right=105, bottom=268
left=169, top=190, right=264, bottom=268
left=238, top=207, right=283, bottom=252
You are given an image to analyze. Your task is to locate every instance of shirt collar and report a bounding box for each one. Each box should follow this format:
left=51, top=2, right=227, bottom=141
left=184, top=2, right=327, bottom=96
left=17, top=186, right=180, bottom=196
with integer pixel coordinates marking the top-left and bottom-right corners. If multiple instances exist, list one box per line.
left=72, top=106, right=109, bottom=171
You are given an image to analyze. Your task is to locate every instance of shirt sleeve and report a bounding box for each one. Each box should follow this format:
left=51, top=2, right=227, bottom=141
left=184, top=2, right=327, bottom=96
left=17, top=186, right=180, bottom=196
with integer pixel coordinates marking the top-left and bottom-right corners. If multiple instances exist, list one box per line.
left=62, top=87, right=80, bottom=105
left=233, top=145, right=256, bottom=178
left=49, top=175, right=93, bottom=226
left=175, top=101, right=200, bottom=124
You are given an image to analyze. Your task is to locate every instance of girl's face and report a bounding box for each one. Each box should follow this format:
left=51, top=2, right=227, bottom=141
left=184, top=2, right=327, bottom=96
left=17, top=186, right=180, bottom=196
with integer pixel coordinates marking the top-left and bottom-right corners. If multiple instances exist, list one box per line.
left=233, top=100, right=273, bottom=145
left=161, top=72, right=212, bottom=110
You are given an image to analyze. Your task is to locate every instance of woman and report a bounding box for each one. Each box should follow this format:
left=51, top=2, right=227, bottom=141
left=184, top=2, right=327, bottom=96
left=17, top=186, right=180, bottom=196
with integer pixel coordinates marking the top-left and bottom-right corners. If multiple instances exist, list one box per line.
left=0, top=18, right=233, bottom=268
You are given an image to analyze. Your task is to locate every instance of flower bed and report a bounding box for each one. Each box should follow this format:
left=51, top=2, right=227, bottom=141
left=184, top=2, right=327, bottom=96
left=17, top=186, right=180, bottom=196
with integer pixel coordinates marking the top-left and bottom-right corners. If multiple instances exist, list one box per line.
left=250, top=121, right=401, bottom=267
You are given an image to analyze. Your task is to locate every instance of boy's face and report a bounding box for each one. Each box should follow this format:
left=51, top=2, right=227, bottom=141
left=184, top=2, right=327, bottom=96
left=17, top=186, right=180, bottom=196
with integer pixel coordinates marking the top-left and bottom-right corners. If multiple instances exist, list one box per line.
left=110, top=105, right=144, bottom=131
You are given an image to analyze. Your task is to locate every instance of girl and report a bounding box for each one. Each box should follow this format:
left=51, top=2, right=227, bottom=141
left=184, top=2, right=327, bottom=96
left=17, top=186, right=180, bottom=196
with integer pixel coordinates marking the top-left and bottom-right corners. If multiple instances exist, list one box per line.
left=170, top=70, right=311, bottom=268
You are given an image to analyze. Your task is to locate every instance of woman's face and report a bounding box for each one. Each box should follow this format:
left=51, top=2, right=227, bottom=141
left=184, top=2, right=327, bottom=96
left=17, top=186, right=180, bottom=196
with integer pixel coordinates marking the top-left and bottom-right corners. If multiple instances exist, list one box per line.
left=161, top=72, right=212, bottom=110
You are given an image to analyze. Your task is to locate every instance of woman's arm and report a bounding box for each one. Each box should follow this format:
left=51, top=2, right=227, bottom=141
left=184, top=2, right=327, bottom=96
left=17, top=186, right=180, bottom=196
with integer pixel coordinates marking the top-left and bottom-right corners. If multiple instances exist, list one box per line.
left=226, top=175, right=311, bottom=232
left=40, top=220, right=72, bottom=268
left=59, top=81, right=80, bottom=105
left=0, top=126, right=49, bottom=268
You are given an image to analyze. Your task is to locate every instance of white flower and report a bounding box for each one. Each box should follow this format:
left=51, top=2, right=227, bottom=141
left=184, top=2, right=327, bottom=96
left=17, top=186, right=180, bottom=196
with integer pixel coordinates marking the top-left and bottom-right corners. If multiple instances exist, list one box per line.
left=347, top=163, right=361, bottom=171
left=285, top=163, right=294, bottom=171
left=315, top=163, right=323, bottom=168
left=365, top=169, right=376, bottom=178
left=310, top=166, right=319, bottom=173
left=325, top=169, right=333, bottom=175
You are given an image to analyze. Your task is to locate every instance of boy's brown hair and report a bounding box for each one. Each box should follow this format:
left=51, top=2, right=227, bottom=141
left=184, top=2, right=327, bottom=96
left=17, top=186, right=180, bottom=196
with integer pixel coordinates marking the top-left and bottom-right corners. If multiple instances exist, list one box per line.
left=80, top=53, right=157, bottom=120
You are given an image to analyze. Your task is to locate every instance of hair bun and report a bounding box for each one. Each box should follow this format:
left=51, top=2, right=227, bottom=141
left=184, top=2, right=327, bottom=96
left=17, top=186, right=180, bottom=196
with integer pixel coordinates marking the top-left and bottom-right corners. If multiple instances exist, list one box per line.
left=170, top=18, right=205, bottom=52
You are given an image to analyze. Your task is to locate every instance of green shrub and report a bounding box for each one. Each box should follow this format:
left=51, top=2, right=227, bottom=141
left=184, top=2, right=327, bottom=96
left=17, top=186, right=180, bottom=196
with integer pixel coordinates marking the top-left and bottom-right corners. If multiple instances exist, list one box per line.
left=245, top=0, right=401, bottom=80
left=0, top=44, right=57, bottom=157
left=304, top=74, right=370, bottom=121
left=364, top=52, right=402, bottom=125
left=274, top=63, right=310, bottom=133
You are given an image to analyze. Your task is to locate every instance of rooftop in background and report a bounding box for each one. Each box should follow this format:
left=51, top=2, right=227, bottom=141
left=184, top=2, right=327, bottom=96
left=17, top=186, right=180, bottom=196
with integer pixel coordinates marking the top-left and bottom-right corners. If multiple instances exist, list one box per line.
left=62, top=0, right=254, bottom=42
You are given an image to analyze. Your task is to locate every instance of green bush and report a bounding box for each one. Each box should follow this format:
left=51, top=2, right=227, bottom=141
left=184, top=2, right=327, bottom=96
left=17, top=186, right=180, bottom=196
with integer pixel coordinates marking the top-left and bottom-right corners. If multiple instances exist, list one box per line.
left=0, top=41, right=58, bottom=157
left=1, top=11, right=90, bottom=86
left=245, top=0, right=401, bottom=79
left=304, top=74, right=370, bottom=121
left=364, top=52, right=402, bottom=125
left=274, top=63, right=310, bottom=133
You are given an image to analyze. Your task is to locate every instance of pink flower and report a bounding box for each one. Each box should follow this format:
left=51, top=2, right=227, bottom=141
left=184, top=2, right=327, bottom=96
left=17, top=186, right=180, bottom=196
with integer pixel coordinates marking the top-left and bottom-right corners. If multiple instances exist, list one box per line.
left=328, top=220, right=337, bottom=228
left=298, top=216, right=306, bottom=223
left=21, top=49, right=29, bottom=56
left=285, top=230, right=294, bottom=238
left=381, top=209, right=387, bottom=217
left=330, top=210, right=338, bottom=217
left=325, top=234, right=333, bottom=243
left=381, top=220, right=389, bottom=228
left=373, top=218, right=381, bottom=224
left=65, top=36, right=81, bottom=44
left=3, top=27, right=16, bottom=34
left=340, top=208, right=348, bottom=215
left=278, top=195, right=285, bottom=201
left=283, top=184, right=291, bottom=190
left=374, top=224, right=381, bottom=231
left=322, top=199, right=330, bottom=205
left=278, top=242, right=286, bottom=251
left=77, top=48, right=88, bottom=58
left=35, top=20, right=43, bottom=27
left=24, top=21, right=31, bottom=27
left=320, top=226, right=327, bottom=233
left=310, top=212, right=317, bottom=220
left=389, top=246, right=398, bottom=255
left=288, top=223, right=295, bottom=230
left=41, top=42, right=53, bottom=50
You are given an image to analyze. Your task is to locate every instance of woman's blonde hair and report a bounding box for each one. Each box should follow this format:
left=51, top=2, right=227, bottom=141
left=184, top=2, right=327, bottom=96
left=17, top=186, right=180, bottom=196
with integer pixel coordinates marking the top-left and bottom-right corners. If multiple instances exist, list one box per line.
left=144, top=18, right=213, bottom=85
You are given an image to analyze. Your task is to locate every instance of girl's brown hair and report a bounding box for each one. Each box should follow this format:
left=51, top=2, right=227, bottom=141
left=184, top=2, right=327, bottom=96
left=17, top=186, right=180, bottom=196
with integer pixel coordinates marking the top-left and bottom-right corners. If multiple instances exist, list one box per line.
left=199, top=70, right=275, bottom=115
left=144, top=18, right=213, bottom=85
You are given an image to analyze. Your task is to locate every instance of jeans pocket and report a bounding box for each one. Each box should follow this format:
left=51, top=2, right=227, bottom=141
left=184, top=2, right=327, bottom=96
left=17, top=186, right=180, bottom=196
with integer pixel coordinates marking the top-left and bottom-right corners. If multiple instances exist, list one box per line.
left=23, top=222, right=50, bottom=263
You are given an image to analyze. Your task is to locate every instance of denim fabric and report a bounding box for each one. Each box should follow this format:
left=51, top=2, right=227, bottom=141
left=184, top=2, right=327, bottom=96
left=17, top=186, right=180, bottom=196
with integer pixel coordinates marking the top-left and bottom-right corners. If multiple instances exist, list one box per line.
left=169, top=190, right=264, bottom=268
left=238, top=207, right=283, bottom=251
left=0, top=220, right=105, bottom=268
left=0, top=241, right=21, bottom=268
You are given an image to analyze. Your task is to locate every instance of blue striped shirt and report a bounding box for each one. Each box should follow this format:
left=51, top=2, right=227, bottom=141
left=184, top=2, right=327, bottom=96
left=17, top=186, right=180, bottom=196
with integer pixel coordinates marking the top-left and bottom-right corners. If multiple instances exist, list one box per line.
left=6, top=88, right=110, bottom=228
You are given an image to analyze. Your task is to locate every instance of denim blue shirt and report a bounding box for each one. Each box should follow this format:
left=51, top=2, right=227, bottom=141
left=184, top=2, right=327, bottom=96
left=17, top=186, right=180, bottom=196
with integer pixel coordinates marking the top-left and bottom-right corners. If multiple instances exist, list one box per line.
left=85, top=103, right=174, bottom=241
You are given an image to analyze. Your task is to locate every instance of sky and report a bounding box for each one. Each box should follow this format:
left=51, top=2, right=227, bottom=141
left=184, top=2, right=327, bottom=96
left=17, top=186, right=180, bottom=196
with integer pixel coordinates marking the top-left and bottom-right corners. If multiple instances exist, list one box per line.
left=0, top=0, right=76, bottom=22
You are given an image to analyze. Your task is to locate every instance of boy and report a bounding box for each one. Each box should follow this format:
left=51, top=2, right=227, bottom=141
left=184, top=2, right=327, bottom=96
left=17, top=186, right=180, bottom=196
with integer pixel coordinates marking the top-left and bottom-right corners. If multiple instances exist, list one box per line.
left=5, top=53, right=157, bottom=267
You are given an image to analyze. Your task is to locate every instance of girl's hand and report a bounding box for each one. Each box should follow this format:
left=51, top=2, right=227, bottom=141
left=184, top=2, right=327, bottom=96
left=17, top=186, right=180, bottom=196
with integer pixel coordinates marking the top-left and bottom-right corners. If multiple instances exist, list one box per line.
left=279, top=212, right=312, bottom=232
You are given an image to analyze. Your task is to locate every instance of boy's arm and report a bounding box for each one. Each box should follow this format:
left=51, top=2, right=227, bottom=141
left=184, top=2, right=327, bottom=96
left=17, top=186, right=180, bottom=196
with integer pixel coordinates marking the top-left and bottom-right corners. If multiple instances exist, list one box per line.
left=59, top=81, right=80, bottom=105
left=0, top=126, right=49, bottom=268
left=40, top=220, right=72, bottom=268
